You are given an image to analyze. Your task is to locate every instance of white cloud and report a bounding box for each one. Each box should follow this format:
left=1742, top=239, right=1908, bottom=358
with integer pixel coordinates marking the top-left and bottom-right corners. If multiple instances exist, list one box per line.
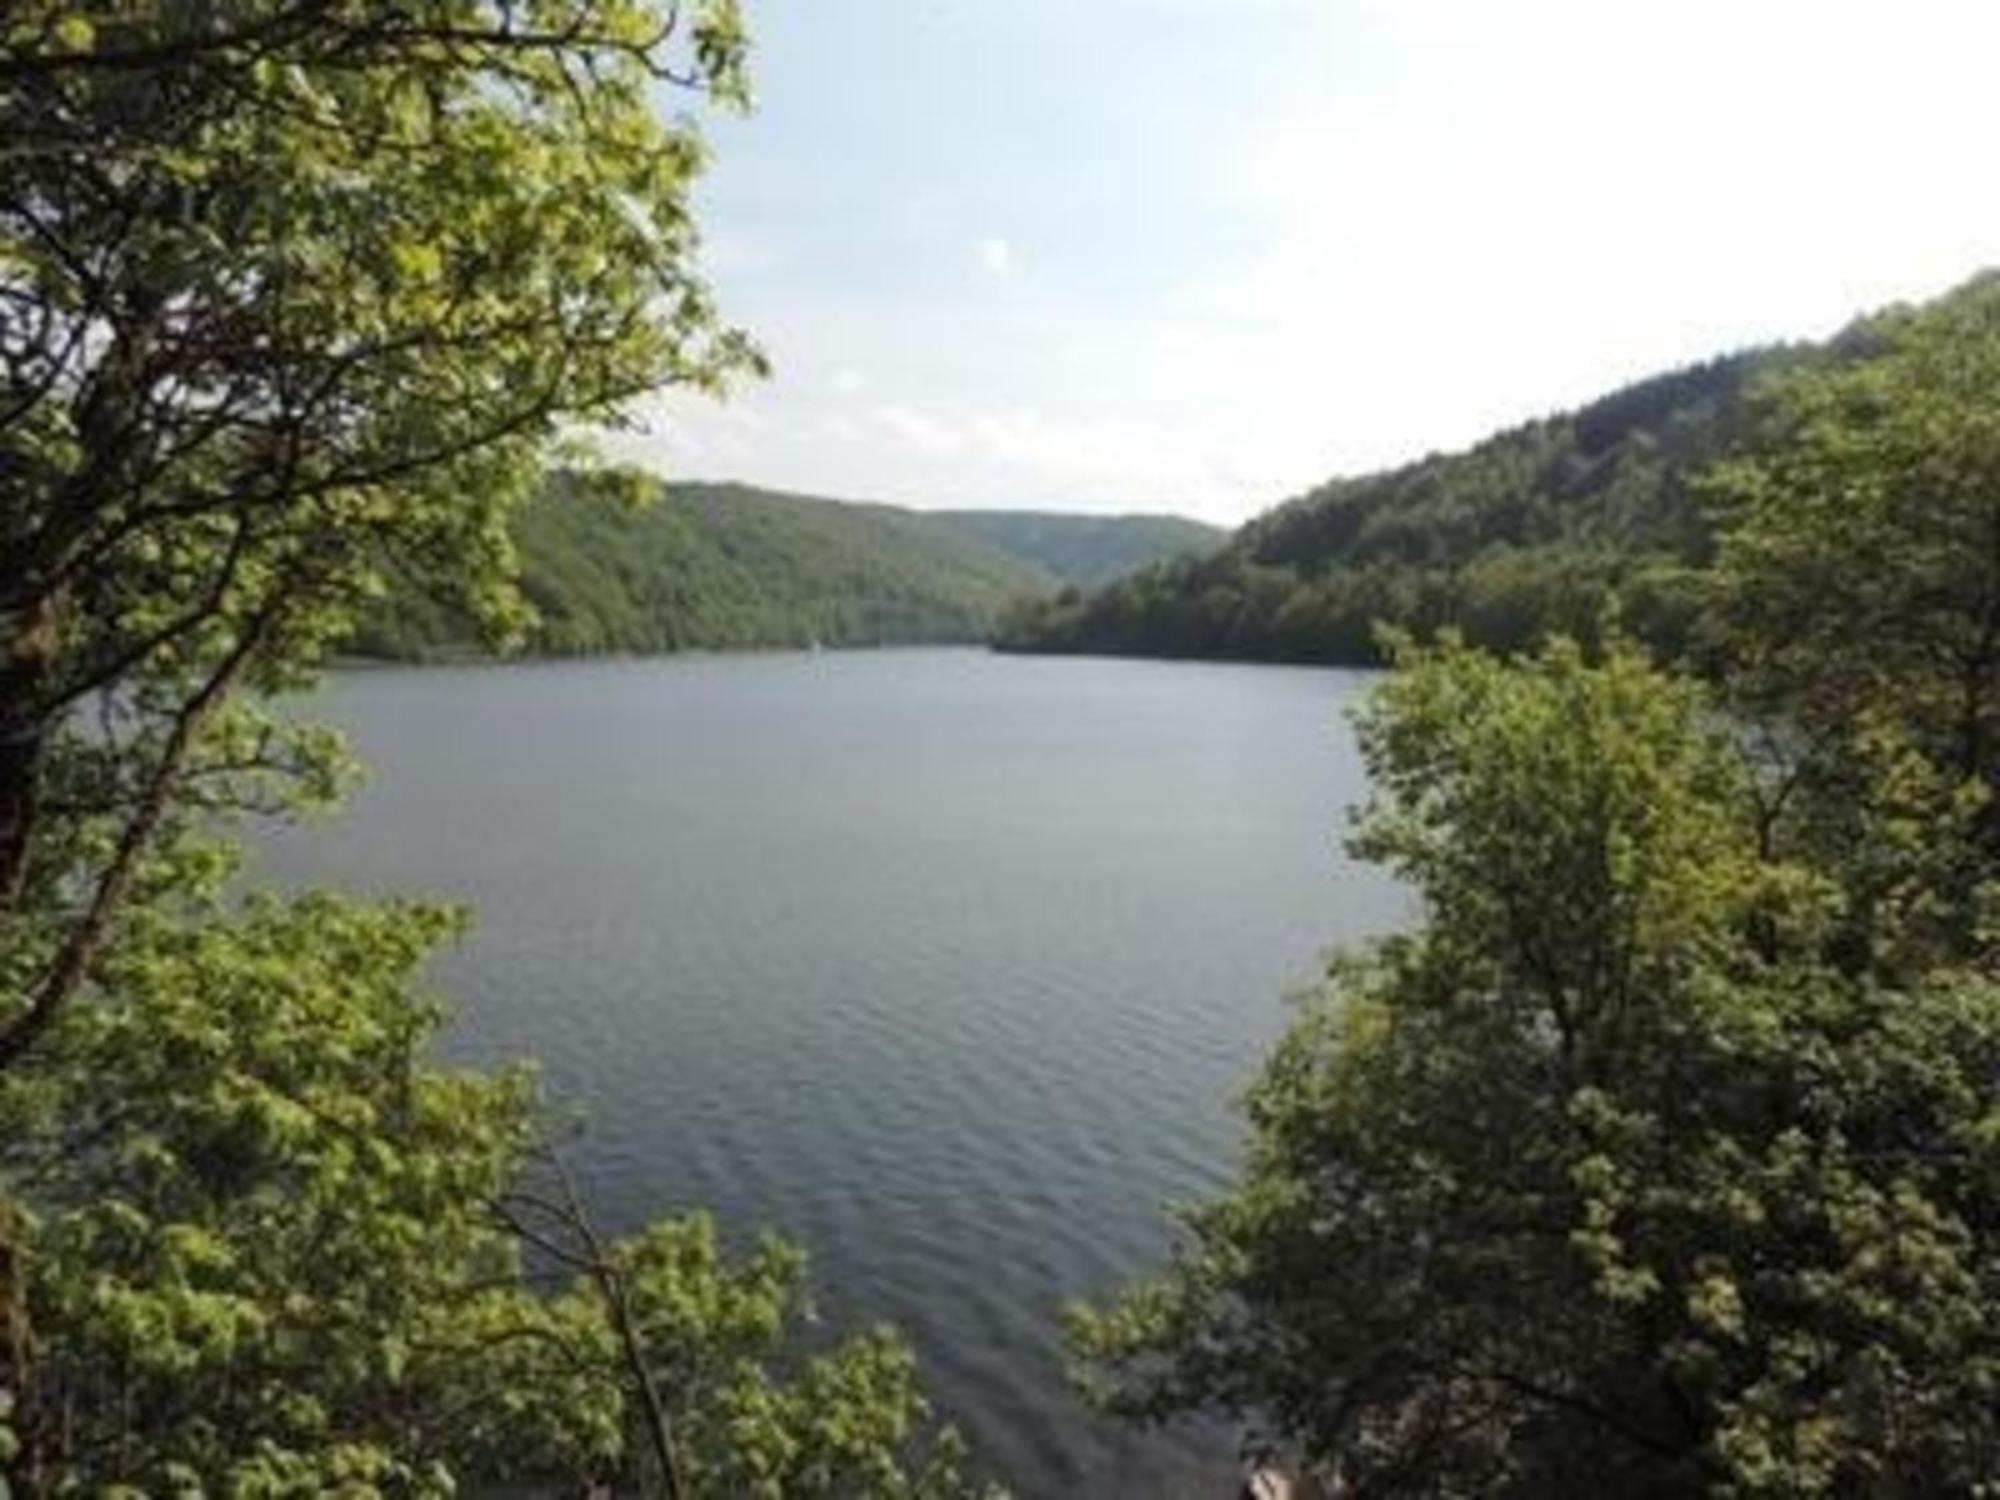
left=614, top=0, right=2000, bottom=525
left=963, top=407, right=1200, bottom=491
left=871, top=403, right=965, bottom=456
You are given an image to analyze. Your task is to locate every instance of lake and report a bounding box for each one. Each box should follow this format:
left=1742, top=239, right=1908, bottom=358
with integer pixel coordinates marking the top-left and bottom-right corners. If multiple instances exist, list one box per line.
left=258, top=647, right=1405, bottom=1497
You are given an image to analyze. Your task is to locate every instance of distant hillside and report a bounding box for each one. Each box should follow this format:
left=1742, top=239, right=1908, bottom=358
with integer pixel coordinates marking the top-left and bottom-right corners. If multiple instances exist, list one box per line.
left=994, top=344, right=1797, bottom=665
left=353, top=480, right=1213, bottom=660
left=939, top=510, right=1223, bottom=586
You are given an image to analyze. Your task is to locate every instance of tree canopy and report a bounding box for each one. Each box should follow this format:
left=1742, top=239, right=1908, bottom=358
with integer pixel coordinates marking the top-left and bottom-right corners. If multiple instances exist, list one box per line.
left=1069, top=279, right=2000, bottom=1496
left=0, top=0, right=762, bottom=1066
left=1707, top=273, right=2000, bottom=804
left=995, top=347, right=1776, bottom=665
left=4, top=889, right=990, bottom=1494
left=1074, top=639, right=2000, bottom=1494
left=354, top=478, right=1057, bottom=659
left=0, top=6, right=993, bottom=1493
left=353, top=482, right=1223, bottom=661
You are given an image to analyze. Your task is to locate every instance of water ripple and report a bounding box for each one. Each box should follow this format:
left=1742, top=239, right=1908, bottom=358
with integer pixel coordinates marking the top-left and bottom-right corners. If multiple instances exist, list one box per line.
left=261, top=649, right=1405, bottom=1497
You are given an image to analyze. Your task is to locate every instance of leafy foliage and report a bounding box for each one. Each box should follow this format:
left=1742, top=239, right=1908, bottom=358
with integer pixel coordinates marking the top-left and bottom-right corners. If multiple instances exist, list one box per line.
left=0, top=0, right=762, bottom=1068
left=0, top=6, right=997, bottom=1494
left=1071, top=277, right=2000, bottom=1496
left=996, top=350, right=1774, bottom=663
left=1, top=891, right=991, bottom=1495
left=353, top=478, right=1057, bottom=658
left=356, top=483, right=1223, bottom=660
left=999, top=276, right=2000, bottom=670
left=1071, top=640, right=2000, bottom=1496
left=937, top=511, right=1223, bottom=589
left=1707, top=273, right=2000, bottom=800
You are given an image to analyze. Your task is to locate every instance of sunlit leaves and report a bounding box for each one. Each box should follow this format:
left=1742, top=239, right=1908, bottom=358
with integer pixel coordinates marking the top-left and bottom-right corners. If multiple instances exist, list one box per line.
left=2, top=893, right=993, bottom=1494
left=0, top=8, right=994, bottom=1495
left=1708, top=275, right=2000, bottom=791
left=0, top=0, right=764, bottom=1069
left=1072, top=638, right=2000, bottom=1496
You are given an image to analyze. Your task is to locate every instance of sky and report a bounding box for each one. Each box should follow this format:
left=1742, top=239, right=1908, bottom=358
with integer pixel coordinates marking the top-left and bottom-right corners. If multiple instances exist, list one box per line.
left=608, top=0, right=2000, bottom=526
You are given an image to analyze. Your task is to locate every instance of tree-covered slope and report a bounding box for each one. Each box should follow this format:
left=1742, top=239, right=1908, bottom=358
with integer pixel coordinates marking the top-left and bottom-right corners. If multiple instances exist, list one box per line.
left=938, top=510, right=1224, bottom=586
left=1072, top=271, right=2000, bottom=1500
left=354, top=479, right=1059, bottom=658
left=356, top=481, right=1224, bottom=659
left=995, top=346, right=1795, bottom=664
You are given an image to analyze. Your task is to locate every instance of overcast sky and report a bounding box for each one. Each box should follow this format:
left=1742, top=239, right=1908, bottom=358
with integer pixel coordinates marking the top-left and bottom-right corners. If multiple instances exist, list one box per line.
left=607, top=0, right=2000, bottom=525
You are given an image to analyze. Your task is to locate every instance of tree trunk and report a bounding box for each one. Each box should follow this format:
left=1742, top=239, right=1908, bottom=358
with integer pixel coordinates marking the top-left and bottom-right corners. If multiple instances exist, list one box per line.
left=0, top=1196, right=33, bottom=1494
left=0, top=594, right=56, bottom=912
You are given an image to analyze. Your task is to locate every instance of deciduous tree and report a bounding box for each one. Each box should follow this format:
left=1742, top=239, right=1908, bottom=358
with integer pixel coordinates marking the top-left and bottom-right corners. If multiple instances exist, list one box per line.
left=0, top=9, right=994, bottom=1494
left=0, top=0, right=762, bottom=1069
left=1071, top=640, right=2000, bottom=1496
left=2, top=891, right=990, bottom=1495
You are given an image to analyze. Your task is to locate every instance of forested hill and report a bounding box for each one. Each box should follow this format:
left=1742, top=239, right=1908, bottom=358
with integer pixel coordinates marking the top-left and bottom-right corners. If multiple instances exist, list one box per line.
left=352, top=480, right=1216, bottom=659
left=994, top=344, right=1799, bottom=664
left=938, top=510, right=1223, bottom=585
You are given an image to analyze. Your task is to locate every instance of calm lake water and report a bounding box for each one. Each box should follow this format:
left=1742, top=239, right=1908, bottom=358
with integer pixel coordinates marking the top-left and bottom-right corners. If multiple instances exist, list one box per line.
left=259, top=648, right=1404, bottom=1497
